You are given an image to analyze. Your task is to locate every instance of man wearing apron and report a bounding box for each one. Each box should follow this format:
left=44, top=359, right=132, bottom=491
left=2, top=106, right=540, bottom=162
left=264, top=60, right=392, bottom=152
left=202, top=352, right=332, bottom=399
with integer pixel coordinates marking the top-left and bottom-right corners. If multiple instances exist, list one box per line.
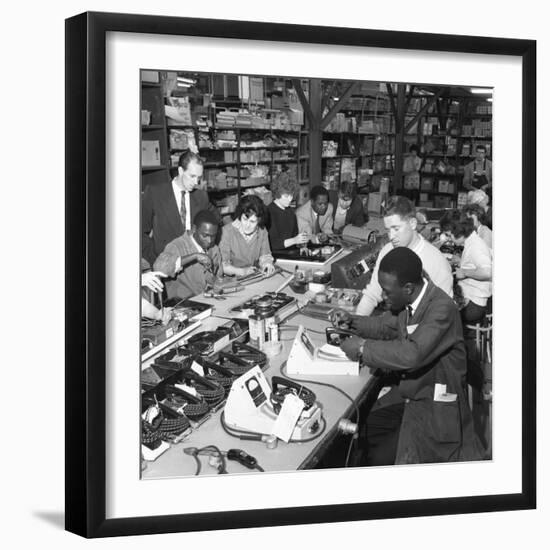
left=463, top=145, right=492, bottom=197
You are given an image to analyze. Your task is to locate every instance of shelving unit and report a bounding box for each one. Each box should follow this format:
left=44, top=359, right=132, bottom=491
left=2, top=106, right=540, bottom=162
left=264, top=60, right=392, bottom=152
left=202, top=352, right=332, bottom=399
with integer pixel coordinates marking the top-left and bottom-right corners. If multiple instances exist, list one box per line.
left=140, top=72, right=492, bottom=215
left=320, top=89, right=396, bottom=192
left=140, top=76, right=170, bottom=189
left=415, top=96, right=492, bottom=208
left=139, top=72, right=310, bottom=217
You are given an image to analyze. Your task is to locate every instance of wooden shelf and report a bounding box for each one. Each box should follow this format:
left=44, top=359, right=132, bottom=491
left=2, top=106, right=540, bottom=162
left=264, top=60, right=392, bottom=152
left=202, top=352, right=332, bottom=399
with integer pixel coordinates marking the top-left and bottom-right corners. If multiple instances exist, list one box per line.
left=199, top=145, right=297, bottom=152
left=166, top=124, right=198, bottom=130
left=142, top=165, right=168, bottom=171
left=208, top=187, right=240, bottom=194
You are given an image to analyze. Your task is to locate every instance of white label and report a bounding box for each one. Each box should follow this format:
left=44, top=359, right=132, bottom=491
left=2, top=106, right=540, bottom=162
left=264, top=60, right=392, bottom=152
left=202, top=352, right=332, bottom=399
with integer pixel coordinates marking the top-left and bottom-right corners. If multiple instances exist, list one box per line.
left=271, top=394, right=305, bottom=443
left=175, top=383, right=198, bottom=397
left=141, top=405, right=160, bottom=423
left=359, top=259, right=370, bottom=273
left=434, top=383, right=457, bottom=402
left=190, top=361, right=205, bottom=376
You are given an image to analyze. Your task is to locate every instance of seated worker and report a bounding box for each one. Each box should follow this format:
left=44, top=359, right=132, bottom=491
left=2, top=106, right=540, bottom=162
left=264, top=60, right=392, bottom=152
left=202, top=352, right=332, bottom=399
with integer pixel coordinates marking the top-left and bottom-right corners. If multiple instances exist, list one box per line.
left=266, top=175, right=309, bottom=252
left=328, top=180, right=366, bottom=233
left=440, top=213, right=492, bottom=324
left=338, top=247, right=484, bottom=465
left=462, top=203, right=492, bottom=249
left=141, top=259, right=170, bottom=323
left=219, top=194, right=275, bottom=277
left=142, top=151, right=220, bottom=266
left=153, top=210, right=222, bottom=299
left=467, top=188, right=492, bottom=229
left=355, top=195, right=453, bottom=316
left=296, top=185, right=333, bottom=243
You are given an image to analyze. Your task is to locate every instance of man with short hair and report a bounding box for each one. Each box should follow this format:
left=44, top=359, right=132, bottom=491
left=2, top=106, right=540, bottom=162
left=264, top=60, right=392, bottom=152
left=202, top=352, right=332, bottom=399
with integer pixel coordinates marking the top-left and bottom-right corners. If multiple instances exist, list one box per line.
left=339, top=247, right=484, bottom=464
left=142, top=151, right=220, bottom=265
left=355, top=195, right=453, bottom=316
left=153, top=210, right=222, bottom=299
left=295, top=185, right=333, bottom=243
left=328, top=180, right=366, bottom=232
left=463, top=144, right=492, bottom=193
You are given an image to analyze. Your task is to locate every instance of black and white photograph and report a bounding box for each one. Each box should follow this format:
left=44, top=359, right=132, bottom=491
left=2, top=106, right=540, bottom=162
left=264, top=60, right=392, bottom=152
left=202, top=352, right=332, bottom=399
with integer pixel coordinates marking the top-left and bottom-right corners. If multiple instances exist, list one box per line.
left=139, top=71, right=495, bottom=478
left=55, top=6, right=542, bottom=543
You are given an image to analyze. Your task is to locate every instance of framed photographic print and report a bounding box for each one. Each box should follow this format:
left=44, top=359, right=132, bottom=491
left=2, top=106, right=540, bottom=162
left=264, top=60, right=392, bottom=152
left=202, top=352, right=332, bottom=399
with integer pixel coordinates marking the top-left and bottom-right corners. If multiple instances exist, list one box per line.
left=65, top=11, right=536, bottom=538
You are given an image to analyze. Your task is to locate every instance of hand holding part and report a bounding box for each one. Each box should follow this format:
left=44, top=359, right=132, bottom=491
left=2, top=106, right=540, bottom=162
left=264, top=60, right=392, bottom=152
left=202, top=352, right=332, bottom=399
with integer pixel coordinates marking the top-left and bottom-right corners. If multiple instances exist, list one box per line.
left=160, top=307, right=173, bottom=324
left=317, top=232, right=329, bottom=244
left=341, top=335, right=366, bottom=361
left=294, top=232, right=310, bottom=246
left=262, top=263, right=275, bottom=276
left=141, top=271, right=166, bottom=293
left=454, top=267, right=466, bottom=280
left=330, top=309, right=353, bottom=329
left=195, top=253, right=212, bottom=269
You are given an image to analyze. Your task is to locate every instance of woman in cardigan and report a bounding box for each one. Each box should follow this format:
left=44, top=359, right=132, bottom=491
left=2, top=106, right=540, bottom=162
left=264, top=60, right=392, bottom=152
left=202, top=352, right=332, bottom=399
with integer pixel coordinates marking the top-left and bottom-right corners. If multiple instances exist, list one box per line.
left=219, top=194, right=275, bottom=277
left=266, top=175, right=309, bottom=252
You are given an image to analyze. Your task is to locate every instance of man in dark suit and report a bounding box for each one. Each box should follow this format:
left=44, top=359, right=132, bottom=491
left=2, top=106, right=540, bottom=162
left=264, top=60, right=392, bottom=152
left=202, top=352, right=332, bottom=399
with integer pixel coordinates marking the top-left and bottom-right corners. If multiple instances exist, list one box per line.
left=142, top=151, right=220, bottom=266
left=337, top=247, right=484, bottom=465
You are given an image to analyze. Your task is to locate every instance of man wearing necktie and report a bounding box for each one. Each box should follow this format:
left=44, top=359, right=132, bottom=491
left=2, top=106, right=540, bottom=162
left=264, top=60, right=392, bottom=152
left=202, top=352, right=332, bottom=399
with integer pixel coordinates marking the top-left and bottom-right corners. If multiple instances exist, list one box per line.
left=142, top=151, right=220, bottom=265
left=296, top=185, right=333, bottom=244
left=335, top=247, right=484, bottom=465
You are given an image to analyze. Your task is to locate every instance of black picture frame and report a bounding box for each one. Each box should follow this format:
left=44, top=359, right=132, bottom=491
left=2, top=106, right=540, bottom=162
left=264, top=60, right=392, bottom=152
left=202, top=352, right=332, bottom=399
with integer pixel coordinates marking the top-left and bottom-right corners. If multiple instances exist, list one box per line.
left=65, top=11, right=536, bottom=538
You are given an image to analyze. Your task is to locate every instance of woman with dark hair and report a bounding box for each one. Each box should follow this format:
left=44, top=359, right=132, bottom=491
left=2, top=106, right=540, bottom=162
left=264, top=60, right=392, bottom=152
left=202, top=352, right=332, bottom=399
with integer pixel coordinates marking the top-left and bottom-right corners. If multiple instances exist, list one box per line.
left=444, top=215, right=492, bottom=323
left=462, top=203, right=492, bottom=249
left=266, top=175, right=309, bottom=251
left=219, top=194, right=275, bottom=277
left=328, top=180, right=366, bottom=232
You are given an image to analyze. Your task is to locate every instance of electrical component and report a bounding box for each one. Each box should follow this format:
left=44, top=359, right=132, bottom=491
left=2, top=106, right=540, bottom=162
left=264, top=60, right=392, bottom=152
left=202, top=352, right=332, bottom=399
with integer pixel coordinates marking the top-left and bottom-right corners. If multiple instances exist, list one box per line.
left=330, top=235, right=388, bottom=289
left=226, top=449, right=264, bottom=472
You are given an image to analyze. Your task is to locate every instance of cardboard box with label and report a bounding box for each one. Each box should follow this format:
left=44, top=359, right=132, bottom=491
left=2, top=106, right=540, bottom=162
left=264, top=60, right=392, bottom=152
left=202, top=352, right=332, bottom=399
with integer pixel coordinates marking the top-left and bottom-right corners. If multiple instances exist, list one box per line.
left=142, top=141, right=161, bottom=166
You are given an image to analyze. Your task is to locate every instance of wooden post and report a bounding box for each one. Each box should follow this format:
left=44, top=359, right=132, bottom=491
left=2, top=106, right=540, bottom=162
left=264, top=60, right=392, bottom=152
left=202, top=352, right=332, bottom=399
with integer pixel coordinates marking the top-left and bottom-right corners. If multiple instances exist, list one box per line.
left=393, top=83, right=406, bottom=191
left=308, top=78, right=323, bottom=187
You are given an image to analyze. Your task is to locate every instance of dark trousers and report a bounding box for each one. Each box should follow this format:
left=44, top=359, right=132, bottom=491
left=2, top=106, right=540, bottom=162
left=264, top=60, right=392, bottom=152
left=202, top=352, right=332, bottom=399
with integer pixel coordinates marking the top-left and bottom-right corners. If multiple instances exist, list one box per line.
left=461, top=300, right=486, bottom=324
left=362, top=402, right=405, bottom=465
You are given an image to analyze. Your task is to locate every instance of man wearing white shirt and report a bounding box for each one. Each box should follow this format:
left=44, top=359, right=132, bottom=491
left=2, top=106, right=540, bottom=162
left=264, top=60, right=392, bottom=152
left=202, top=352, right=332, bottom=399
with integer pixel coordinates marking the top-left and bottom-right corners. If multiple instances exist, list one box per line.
left=142, top=151, right=220, bottom=265
left=355, top=196, right=453, bottom=316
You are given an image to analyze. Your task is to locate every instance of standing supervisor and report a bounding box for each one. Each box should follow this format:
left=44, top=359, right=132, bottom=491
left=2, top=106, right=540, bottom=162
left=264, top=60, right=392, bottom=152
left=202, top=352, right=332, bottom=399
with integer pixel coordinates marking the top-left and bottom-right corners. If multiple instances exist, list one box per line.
left=339, top=247, right=484, bottom=464
left=355, top=196, right=453, bottom=316
left=153, top=210, right=222, bottom=300
left=462, top=144, right=492, bottom=194
left=142, top=151, right=219, bottom=266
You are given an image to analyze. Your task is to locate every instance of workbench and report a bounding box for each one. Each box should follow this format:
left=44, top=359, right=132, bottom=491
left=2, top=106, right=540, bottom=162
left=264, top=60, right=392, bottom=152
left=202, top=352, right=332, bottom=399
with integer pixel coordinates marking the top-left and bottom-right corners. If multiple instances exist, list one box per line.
left=141, top=263, right=379, bottom=479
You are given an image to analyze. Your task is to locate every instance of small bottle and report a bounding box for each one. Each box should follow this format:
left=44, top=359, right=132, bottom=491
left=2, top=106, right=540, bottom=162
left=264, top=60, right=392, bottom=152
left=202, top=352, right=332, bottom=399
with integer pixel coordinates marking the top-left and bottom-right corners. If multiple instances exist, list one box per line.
left=248, top=314, right=265, bottom=348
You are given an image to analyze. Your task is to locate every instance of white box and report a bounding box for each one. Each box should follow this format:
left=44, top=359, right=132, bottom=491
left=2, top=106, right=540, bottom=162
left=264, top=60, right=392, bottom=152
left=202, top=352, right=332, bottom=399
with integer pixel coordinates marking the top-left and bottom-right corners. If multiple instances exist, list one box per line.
left=142, top=140, right=161, bottom=166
